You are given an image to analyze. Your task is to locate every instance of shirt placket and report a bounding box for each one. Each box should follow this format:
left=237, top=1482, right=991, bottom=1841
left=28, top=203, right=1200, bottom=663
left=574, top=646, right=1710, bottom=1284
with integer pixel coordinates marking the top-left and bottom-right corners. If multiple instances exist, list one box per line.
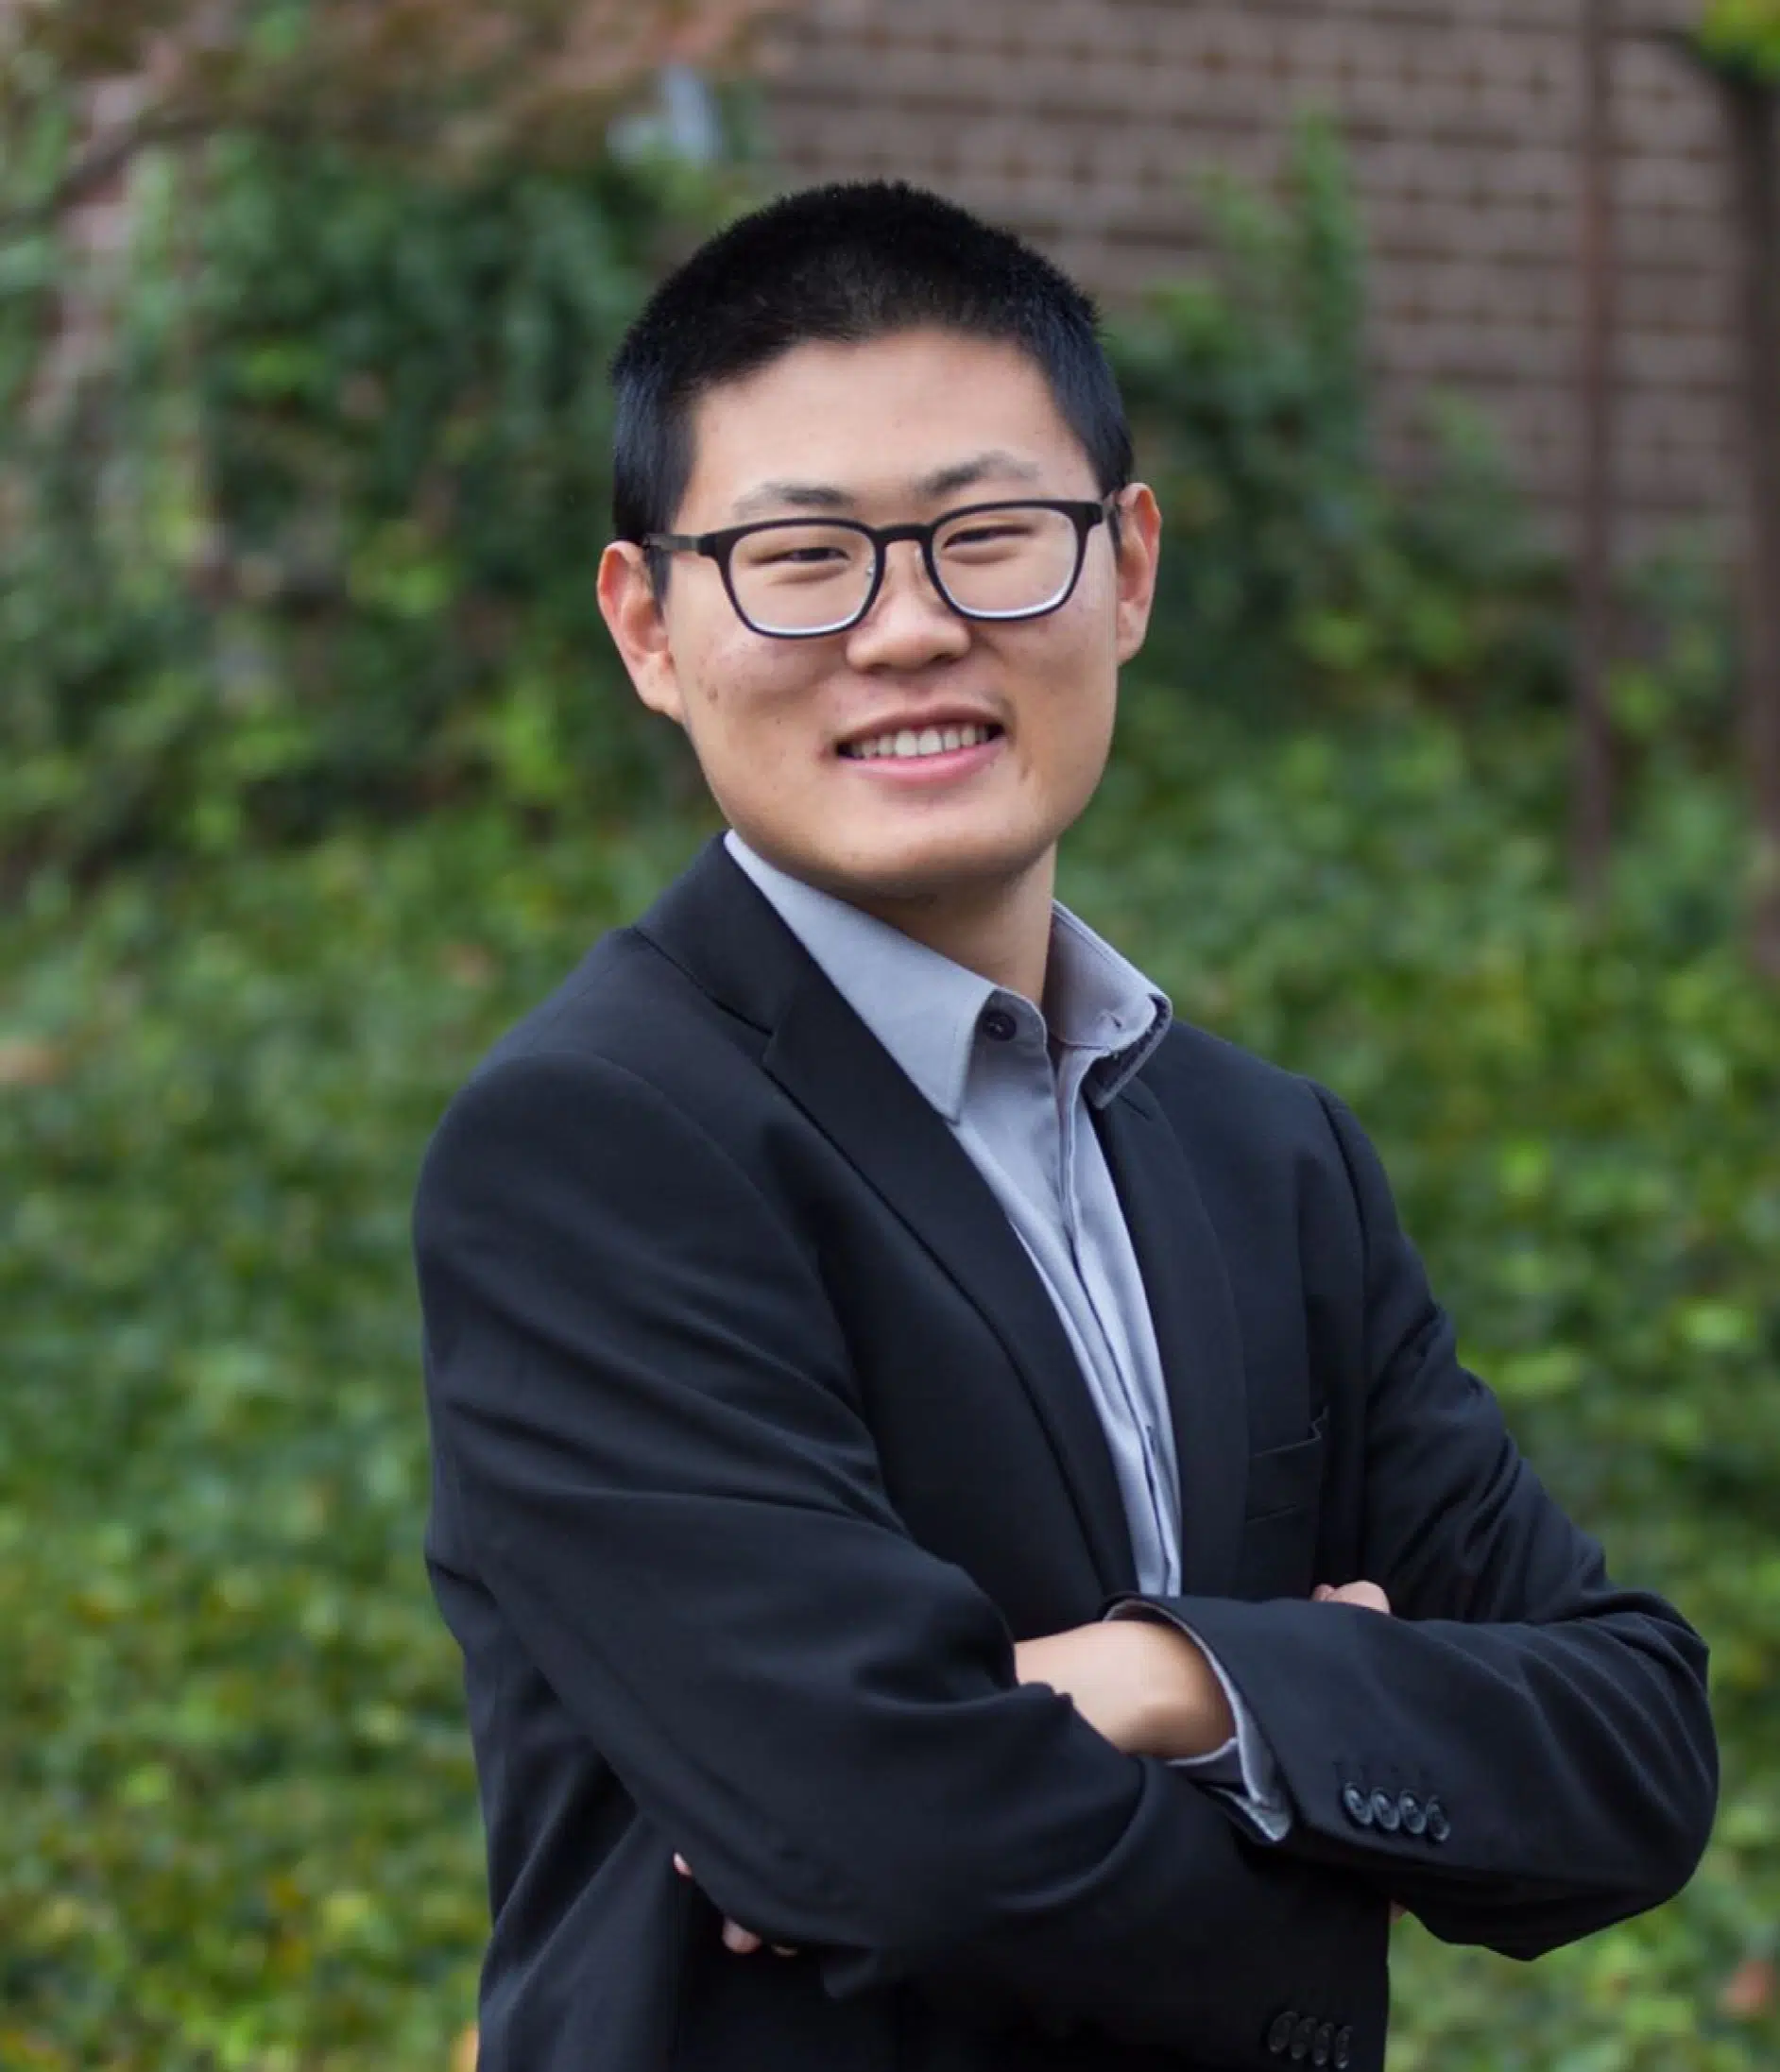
left=1053, top=1045, right=1179, bottom=1596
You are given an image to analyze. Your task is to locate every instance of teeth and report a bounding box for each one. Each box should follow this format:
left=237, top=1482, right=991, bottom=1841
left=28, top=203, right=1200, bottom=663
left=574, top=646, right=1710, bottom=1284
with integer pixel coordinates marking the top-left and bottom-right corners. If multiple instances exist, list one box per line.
left=845, top=722, right=996, bottom=761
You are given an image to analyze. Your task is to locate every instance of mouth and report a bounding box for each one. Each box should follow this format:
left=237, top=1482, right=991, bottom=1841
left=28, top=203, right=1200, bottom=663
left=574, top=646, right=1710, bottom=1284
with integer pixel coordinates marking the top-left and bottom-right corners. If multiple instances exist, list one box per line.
left=836, top=719, right=1004, bottom=764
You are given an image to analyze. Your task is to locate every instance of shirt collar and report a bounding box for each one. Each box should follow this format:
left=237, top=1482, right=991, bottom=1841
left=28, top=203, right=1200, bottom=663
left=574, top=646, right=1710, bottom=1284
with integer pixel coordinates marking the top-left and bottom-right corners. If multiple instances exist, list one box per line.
left=725, top=832, right=1171, bottom=1121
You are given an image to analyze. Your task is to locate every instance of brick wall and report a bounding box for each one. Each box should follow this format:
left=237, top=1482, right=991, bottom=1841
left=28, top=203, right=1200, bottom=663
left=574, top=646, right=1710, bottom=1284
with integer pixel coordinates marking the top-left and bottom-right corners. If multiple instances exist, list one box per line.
left=759, top=0, right=1737, bottom=560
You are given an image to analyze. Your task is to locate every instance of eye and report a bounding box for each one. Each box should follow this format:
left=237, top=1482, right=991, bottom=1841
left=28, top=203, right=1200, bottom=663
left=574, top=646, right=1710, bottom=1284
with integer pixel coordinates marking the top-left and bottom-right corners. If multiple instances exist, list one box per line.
left=759, top=545, right=848, bottom=567
left=734, top=526, right=864, bottom=577
left=940, top=513, right=1043, bottom=550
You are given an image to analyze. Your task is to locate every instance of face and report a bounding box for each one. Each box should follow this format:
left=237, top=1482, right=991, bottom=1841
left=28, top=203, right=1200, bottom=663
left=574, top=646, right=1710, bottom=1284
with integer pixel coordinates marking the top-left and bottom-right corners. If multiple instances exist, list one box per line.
left=598, top=328, right=1161, bottom=912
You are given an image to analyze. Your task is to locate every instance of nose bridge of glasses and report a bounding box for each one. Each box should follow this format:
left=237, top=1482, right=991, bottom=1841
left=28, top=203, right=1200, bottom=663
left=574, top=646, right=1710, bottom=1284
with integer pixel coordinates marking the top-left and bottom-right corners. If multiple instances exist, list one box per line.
left=866, top=522, right=952, bottom=618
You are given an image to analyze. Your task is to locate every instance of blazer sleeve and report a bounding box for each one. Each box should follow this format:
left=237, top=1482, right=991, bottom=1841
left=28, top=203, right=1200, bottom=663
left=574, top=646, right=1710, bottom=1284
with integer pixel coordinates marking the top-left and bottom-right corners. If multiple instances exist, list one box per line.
left=415, top=1049, right=1389, bottom=2063
left=1117, top=1086, right=1718, bottom=1958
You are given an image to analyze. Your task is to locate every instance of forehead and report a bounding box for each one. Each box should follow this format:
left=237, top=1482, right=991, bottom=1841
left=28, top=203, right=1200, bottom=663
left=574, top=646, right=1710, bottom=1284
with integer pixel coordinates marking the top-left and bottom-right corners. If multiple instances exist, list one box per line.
left=678, top=329, right=1094, bottom=517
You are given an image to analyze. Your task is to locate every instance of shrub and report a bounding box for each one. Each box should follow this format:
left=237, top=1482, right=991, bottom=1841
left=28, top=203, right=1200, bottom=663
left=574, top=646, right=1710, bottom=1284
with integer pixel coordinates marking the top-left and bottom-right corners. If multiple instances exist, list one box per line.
left=1109, top=119, right=1569, bottom=720
left=0, top=136, right=727, bottom=877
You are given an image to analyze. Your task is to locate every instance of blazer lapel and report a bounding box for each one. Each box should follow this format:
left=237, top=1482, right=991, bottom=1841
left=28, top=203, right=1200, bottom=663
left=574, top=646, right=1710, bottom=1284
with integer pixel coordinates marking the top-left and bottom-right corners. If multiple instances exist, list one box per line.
left=765, top=966, right=1139, bottom=1599
left=1093, top=1077, right=1249, bottom=1598
left=637, top=840, right=1138, bottom=1597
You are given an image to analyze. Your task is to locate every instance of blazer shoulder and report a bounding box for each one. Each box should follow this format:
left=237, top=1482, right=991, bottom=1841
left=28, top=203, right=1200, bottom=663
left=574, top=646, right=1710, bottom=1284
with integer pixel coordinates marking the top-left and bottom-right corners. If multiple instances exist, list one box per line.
left=1138, top=1025, right=1408, bottom=1279
left=481, top=920, right=759, bottom=1076
left=1138, top=1017, right=1335, bottom=1155
left=421, top=921, right=768, bottom=1171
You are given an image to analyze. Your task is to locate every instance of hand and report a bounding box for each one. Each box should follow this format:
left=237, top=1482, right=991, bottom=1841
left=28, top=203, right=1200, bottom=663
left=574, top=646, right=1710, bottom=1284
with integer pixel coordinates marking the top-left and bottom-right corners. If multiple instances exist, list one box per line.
left=673, top=1854, right=797, bottom=1958
left=1013, top=1618, right=1235, bottom=1759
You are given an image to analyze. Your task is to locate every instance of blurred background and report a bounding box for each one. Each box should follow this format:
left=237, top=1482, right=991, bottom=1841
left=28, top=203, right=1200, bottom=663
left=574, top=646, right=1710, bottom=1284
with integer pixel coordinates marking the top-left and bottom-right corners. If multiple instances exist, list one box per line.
left=2, top=2, right=1777, bottom=2066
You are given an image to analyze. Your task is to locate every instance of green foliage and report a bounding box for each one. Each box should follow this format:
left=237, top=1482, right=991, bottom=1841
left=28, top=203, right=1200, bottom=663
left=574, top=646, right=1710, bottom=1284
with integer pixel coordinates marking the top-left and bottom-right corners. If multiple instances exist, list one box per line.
left=1697, top=0, right=1780, bottom=82
left=3, top=705, right=1776, bottom=2065
left=3, top=116, right=1594, bottom=886
left=0, top=804, right=717, bottom=2069
left=0, top=0, right=787, bottom=191
left=0, top=134, right=727, bottom=876
left=2, top=88, right=1773, bottom=2071
left=1110, top=119, right=1567, bottom=717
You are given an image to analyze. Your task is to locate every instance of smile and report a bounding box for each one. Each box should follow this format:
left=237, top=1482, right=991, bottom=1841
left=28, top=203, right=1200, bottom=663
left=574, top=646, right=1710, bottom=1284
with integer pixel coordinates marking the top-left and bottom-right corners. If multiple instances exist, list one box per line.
left=838, top=722, right=1002, bottom=762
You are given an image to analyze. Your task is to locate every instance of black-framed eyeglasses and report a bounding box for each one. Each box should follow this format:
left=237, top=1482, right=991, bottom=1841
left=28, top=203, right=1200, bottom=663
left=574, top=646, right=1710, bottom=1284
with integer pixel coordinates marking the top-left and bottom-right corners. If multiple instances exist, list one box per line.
left=643, top=497, right=1112, bottom=640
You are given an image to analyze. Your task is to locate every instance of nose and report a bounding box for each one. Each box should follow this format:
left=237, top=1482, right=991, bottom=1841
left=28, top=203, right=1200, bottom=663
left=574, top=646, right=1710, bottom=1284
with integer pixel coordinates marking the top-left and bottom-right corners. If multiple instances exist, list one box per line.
left=843, top=539, right=971, bottom=671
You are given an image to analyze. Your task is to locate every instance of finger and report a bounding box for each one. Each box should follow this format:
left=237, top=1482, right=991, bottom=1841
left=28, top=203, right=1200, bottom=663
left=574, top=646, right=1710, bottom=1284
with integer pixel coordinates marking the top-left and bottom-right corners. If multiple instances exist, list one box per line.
left=1318, top=1580, right=1392, bottom=1616
left=771, top=1944, right=798, bottom=1958
left=1391, top=1903, right=1407, bottom=1923
left=673, top=1854, right=693, bottom=1878
left=723, top=1920, right=765, bottom=1954
left=1312, top=1584, right=1335, bottom=1602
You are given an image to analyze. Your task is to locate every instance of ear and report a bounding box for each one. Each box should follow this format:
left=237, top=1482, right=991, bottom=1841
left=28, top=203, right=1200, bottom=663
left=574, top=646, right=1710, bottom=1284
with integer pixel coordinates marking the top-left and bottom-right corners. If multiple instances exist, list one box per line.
left=598, top=541, right=685, bottom=725
left=1110, top=483, right=1162, bottom=666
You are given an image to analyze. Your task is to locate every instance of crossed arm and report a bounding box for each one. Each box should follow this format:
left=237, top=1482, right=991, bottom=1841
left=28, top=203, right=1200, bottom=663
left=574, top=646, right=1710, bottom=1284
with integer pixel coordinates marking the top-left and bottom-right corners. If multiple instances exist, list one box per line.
left=416, top=1051, right=1716, bottom=2059
left=690, top=1581, right=1394, bottom=1954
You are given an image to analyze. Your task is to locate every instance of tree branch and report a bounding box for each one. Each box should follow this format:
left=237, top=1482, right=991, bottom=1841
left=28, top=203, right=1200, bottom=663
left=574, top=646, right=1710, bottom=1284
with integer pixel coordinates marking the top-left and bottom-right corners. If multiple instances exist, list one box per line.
left=0, top=111, right=203, bottom=239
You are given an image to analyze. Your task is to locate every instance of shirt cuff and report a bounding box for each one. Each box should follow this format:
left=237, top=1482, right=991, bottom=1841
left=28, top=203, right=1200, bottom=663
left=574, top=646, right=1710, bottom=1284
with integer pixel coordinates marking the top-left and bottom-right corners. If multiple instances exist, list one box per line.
left=1104, top=1603, right=1293, bottom=1843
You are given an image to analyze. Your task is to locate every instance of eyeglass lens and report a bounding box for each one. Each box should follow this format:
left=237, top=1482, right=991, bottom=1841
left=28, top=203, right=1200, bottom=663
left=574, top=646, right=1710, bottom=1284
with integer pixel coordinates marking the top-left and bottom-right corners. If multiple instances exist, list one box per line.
left=727, top=505, right=1084, bottom=635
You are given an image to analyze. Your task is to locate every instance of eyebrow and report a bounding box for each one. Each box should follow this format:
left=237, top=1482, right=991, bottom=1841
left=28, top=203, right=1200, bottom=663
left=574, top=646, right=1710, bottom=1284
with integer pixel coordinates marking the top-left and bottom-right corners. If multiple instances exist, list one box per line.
left=916, top=450, right=1044, bottom=500
left=728, top=450, right=1045, bottom=522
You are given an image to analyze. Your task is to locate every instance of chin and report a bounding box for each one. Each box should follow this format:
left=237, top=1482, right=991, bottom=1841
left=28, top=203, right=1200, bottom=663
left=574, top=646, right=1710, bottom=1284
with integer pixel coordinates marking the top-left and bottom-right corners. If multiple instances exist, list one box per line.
left=815, top=826, right=1052, bottom=905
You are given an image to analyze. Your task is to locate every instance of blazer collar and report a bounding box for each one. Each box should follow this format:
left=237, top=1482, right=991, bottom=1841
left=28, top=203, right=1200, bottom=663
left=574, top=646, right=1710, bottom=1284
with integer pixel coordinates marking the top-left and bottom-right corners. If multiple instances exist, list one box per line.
left=723, top=830, right=1172, bottom=1123
left=637, top=838, right=1138, bottom=1596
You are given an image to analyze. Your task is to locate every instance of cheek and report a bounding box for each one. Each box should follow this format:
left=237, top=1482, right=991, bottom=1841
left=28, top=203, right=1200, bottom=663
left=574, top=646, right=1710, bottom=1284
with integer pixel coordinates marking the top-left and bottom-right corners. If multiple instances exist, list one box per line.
left=677, top=638, right=825, bottom=777
left=1012, top=623, right=1118, bottom=765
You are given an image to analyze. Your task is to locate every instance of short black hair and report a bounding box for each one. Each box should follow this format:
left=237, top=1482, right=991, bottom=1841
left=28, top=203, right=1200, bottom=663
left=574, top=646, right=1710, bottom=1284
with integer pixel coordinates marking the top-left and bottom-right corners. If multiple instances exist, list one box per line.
left=610, top=180, right=1133, bottom=548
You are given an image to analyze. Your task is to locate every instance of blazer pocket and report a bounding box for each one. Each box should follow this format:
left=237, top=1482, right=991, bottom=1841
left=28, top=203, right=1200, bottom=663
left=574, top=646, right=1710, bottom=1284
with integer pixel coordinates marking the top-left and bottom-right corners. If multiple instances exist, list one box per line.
left=1237, top=1413, right=1328, bottom=1601
left=1243, top=1410, right=1329, bottom=1523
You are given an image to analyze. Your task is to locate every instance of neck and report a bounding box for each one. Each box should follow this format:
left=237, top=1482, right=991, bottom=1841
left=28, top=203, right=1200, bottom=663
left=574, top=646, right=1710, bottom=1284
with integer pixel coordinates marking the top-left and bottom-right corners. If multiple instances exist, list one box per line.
left=851, top=850, right=1057, bottom=1002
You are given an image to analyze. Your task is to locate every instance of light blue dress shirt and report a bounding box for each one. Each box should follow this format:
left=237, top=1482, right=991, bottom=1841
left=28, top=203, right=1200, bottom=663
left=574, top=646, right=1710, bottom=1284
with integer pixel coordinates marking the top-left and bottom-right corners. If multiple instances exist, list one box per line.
left=726, top=832, right=1288, bottom=1836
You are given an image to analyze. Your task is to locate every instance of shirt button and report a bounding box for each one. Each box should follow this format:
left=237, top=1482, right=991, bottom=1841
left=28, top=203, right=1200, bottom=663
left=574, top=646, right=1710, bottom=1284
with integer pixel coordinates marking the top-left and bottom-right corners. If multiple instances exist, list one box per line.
left=980, top=1007, right=1018, bottom=1043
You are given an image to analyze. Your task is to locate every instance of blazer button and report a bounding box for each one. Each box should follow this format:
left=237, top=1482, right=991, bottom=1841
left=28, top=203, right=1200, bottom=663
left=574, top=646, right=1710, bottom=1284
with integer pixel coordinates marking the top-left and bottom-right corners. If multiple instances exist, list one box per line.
left=1369, top=1787, right=1402, bottom=1833
left=1426, top=1797, right=1451, bottom=1843
left=1333, top=2027, right=1355, bottom=2069
left=1398, top=1790, right=1427, bottom=1837
left=1341, top=1782, right=1374, bottom=1827
left=1292, top=2014, right=1319, bottom=2060
left=1313, top=2022, right=1335, bottom=2066
left=1267, top=2009, right=1298, bottom=2054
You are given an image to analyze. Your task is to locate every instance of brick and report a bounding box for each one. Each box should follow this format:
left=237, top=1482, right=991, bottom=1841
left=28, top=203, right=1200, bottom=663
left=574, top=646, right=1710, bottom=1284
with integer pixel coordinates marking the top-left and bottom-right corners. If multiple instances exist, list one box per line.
left=762, top=0, right=1745, bottom=541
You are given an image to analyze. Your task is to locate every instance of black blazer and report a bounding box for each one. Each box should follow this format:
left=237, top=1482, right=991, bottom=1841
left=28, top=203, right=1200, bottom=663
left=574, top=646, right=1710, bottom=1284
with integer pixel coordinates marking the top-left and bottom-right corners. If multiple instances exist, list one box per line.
left=414, top=838, right=1716, bottom=2072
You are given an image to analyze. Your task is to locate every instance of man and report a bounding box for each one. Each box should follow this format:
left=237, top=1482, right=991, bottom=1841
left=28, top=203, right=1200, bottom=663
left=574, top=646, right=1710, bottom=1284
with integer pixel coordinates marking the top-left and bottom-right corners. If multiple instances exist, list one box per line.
left=413, top=182, right=1716, bottom=2072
